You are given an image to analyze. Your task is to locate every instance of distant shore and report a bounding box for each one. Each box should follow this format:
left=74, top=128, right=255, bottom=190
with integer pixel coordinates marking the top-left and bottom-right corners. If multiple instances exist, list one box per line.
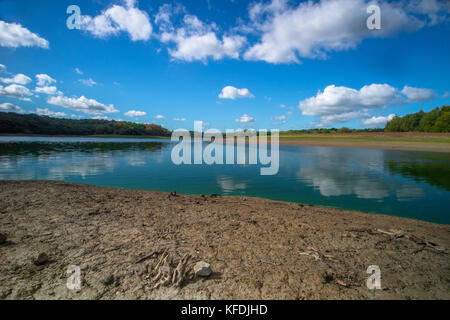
left=1, top=132, right=449, bottom=153
left=277, top=133, right=450, bottom=153
left=0, top=180, right=449, bottom=299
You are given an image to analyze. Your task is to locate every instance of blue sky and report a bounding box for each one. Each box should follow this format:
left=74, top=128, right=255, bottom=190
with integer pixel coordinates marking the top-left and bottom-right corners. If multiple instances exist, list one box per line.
left=0, top=0, right=449, bottom=130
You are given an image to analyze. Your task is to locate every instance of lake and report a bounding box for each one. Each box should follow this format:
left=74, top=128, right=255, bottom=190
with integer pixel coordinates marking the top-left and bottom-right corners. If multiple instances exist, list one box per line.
left=0, top=136, right=449, bottom=224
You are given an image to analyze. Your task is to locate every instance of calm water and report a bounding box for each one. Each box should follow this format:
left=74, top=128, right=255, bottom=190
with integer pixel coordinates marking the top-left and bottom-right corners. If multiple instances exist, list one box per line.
left=1, top=136, right=449, bottom=224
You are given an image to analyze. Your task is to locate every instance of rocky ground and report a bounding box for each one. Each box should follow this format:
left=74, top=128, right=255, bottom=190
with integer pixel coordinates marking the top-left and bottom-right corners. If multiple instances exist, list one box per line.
left=0, top=180, right=449, bottom=300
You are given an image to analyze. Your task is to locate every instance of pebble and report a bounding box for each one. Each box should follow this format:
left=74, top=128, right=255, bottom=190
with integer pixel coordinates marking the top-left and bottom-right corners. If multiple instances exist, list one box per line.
left=0, top=233, right=6, bottom=244
left=102, top=274, right=114, bottom=286
left=33, top=252, right=49, bottom=266
left=193, top=261, right=212, bottom=277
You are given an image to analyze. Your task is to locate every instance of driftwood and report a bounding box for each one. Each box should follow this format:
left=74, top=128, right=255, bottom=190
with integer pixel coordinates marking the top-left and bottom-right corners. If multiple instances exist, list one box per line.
left=374, top=228, right=446, bottom=254
left=151, top=251, right=191, bottom=289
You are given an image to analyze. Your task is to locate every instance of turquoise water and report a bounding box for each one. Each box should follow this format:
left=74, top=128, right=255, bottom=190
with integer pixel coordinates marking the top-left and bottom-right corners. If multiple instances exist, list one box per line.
left=0, top=136, right=449, bottom=224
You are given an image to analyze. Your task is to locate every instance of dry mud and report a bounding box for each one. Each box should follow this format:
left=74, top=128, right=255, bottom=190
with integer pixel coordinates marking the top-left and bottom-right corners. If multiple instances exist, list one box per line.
left=0, top=180, right=449, bottom=300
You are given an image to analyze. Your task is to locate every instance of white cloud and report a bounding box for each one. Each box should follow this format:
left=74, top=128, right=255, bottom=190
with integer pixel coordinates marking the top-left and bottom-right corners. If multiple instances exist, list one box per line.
left=91, top=115, right=110, bottom=120
left=79, top=78, right=97, bottom=87
left=401, top=85, right=436, bottom=102
left=219, top=86, right=254, bottom=99
left=34, top=86, right=61, bottom=95
left=35, top=108, right=67, bottom=118
left=79, top=0, right=152, bottom=41
left=362, top=114, right=396, bottom=127
left=36, top=74, right=56, bottom=86
left=75, top=68, right=83, bottom=75
left=299, top=84, right=399, bottom=117
left=124, top=110, right=146, bottom=117
left=0, top=84, right=33, bottom=101
left=243, top=0, right=426, bottom=63
left=0, top=64, right=6, bottom=71
left=0, top=102, right=24, bottom=113
left=156, top=6, right=245, bottom=62
left=407, top=0, right=450, bottom=25
left=47, top=95, right=118, bottom=115
left=155, top=115, right=165, bottom=119
left=173, top=117, right=186, bottom=121
left=0, top=73, right=32, bottom=85
left=316, top=110, right=371, bottom=127
left=0, top=20, right=49, bottom=48
left=235, top=114, right=255, bottom=123
left=298, top=83, right=435, bottom=127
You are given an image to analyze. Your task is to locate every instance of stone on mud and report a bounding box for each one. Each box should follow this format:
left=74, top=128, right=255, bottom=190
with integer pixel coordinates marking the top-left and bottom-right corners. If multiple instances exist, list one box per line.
left=194, top=261, right=211, bottom=277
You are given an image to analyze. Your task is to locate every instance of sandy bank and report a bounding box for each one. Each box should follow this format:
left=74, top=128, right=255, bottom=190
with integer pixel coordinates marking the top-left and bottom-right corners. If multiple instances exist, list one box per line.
left=0, top=180, right=449, bottom=300
left=277, top=138, right=450, bottom=153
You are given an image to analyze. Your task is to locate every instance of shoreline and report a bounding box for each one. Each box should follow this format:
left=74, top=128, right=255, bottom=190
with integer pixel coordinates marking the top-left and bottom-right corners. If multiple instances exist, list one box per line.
left=277, top=138, right=450, bottom=153
left=1, top=133, right=449, bottom=153
left=0, top=180, right=449, bottom=300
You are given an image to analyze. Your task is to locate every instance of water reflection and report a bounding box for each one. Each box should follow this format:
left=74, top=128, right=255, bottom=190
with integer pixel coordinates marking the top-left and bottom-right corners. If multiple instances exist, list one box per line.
left=396, top=184, right=426, bottom=202
left=387, top=160, right=450, bottom=191
left=295, top=147, right=391, bottom=199
left=217, top=175, right=247, bottom=194
left=0, top=139, right=449, bottom=223
left=0, top=141, right=168, bottom=180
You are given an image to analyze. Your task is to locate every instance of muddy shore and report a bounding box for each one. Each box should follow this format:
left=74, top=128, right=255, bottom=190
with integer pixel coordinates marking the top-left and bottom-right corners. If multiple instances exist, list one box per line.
left=0, top=180, right=449, bottom=300
left=2, top=133, right=449, bottom=153
left=277, top=139, right=450, bottom=153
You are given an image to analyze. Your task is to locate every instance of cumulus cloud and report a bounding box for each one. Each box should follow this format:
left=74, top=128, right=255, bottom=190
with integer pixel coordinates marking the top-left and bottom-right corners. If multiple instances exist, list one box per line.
left=219, top=86, right=254, bottom=99
left=362, top=114, right=396, bottom=127
left=401, top=85, right=436, bottom=102
left=298, top=83, right=435, bottom=127
left=407, top=0, right=450, bottom=25
left=0, top=84, right=33, bottom=101
left=243, top=0, right=431, bottom=63
left=299, top=84, right=399, bottom=116
left=155, top=115, right=165, bottom=119
left=235, top=114, right=255, bottom=123
left=36, top=74, right=56, bottom=86
left=0, top=64, right=6, bottom=71
left=35, top=108, right=67, bottom=117
left=79, top=78, right=97, bottom=87
left=0, top=102, right=24, bottom=113
left=173, top=117, right=186, bottom=121
left=91, top=115, right=111, bottom=120
left=316, top=110, right=371, bottom=127
left=79, top=0, right=152, bottom=41
left=0, top=73, right=32, bottom=85
left=47, top=95, right=118, bottom=115
left=75, top=68, right=83, bottom=75
left=34, top=86, right=62, bottom=95
left=156, top=5, right=245, bottom=62
left=124, top=110, right=146, bottom=117
left=0, top=20, right=49, bottom=48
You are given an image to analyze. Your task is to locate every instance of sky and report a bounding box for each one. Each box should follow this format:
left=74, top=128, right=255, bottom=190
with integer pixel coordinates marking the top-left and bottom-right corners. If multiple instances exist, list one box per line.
left=0, top=0, right=449, bottom=131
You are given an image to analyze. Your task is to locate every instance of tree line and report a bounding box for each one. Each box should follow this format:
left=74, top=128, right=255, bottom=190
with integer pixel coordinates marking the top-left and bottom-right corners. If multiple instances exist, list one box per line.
left=0, top=112, right=171, bottom=137
left=385, top=106, right=449, bottom=132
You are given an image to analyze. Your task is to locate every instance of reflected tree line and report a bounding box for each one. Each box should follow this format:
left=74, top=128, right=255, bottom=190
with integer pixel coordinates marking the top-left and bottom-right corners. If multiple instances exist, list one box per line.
left=387, top=161, right=450, bottom=191
left=0, top=141, right=168, bottom=157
